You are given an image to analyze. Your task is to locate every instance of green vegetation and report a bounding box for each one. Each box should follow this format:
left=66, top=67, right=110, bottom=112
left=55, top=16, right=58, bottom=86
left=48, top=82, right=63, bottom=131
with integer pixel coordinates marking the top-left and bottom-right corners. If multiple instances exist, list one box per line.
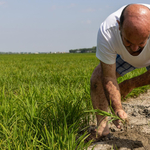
left=0, top=53, right=149, bottom=149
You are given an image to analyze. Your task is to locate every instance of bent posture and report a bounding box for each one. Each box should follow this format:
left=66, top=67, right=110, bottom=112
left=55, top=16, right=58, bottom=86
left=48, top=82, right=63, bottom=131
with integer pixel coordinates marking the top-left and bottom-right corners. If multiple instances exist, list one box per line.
left=91, top=4, right=150, bottom=138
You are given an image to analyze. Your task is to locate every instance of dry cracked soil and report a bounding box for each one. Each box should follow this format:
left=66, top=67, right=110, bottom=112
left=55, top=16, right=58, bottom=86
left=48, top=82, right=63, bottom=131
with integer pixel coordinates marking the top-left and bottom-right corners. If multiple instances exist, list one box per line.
left=87, top=90, right=150, bottom=150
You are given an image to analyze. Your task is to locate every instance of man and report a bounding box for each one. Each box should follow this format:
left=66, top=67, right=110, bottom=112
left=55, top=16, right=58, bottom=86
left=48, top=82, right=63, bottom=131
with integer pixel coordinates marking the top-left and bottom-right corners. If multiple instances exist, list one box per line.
left=90, top=3, right=150, bottom=140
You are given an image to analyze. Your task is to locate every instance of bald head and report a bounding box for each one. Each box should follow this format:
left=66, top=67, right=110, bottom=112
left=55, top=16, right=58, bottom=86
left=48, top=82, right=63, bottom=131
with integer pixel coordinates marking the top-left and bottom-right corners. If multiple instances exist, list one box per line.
left=122, top=4, right=150, bottom=36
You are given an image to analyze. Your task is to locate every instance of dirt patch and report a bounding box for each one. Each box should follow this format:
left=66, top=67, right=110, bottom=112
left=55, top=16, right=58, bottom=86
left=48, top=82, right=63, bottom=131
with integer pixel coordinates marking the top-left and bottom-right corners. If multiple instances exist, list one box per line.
left=88, top=90, right=150, bottom=150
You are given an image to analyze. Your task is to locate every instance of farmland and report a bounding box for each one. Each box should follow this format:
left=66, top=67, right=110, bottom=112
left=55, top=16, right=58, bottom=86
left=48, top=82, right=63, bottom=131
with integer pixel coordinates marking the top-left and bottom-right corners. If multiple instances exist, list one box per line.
left=0, top=53, right=149, bottom=149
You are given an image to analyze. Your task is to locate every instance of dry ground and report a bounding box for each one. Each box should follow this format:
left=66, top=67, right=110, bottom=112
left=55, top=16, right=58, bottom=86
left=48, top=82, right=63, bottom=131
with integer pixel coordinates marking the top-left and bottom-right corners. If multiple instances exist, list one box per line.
left=87, top=90, right=150, bottom=150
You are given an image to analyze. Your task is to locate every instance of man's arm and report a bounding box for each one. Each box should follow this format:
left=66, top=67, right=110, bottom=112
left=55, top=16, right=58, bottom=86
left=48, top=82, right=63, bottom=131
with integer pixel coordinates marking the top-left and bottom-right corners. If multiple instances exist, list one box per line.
left=101, top=61, right=122, bottom=111
left=119, top=69, right=150, bottom=98
left=101, top=61, right=127, bottom=128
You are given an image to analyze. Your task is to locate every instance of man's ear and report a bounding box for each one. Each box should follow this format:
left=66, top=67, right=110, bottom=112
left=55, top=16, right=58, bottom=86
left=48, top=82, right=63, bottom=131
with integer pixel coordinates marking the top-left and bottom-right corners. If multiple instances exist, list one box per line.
left=117, top=20, right=121, bottom=30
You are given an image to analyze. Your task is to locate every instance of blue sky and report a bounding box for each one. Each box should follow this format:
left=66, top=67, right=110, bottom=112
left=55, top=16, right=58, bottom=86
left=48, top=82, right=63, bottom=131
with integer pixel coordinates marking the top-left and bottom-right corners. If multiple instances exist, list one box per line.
left=0, top=0, right=150, bottom=53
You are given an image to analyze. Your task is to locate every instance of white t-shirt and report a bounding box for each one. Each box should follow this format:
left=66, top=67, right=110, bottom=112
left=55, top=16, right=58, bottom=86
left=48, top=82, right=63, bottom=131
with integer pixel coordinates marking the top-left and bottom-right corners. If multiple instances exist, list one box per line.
left=96, top=4, right=150, bottom=68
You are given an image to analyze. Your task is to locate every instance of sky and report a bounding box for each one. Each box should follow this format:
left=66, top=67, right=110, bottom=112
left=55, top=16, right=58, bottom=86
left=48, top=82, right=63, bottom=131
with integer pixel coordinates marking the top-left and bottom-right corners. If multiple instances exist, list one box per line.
left=0, top=0, right=150, bottom=53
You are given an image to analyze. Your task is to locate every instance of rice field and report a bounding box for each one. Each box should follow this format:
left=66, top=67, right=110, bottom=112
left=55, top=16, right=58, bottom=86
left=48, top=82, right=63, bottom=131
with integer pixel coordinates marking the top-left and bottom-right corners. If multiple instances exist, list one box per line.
left=0, top=53, right=149, bottom=149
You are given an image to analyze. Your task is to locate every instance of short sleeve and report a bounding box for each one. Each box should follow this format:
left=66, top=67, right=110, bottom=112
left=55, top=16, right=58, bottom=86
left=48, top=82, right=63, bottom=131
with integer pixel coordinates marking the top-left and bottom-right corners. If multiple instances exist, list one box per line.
left=96, top=25, right=117, bottom=64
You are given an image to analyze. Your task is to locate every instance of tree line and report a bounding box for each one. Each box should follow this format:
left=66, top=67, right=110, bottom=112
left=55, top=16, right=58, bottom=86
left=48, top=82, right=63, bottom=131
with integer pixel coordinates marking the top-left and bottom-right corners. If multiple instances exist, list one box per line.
left=69, top=46, right=96, bottom=53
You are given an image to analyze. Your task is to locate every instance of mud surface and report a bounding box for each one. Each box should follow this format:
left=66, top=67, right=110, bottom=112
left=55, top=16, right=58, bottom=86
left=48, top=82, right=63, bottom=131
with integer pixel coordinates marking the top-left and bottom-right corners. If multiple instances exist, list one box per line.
left=88, top=90, right=150, bottom=150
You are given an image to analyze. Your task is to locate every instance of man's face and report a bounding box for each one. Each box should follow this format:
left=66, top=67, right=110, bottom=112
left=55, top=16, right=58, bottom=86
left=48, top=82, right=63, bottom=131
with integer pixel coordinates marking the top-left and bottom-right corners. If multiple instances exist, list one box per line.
left=118, top=20, right=150, bottom=56
left=120, top=30, right=149, bottom=56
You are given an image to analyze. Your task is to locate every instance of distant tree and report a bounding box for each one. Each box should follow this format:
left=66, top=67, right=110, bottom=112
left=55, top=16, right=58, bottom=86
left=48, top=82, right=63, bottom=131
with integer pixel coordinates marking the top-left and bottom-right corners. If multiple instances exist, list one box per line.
left=69, top=46, right=96, bottom=53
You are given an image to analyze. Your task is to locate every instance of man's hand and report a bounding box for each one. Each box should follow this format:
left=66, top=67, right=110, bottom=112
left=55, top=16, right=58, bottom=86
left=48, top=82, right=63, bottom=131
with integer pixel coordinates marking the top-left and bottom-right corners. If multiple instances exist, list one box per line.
left=113, top=109, right=128, bottom=129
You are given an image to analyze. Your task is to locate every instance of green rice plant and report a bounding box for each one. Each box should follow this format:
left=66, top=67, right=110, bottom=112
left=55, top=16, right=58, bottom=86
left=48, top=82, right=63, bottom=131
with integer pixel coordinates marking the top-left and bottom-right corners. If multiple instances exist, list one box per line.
left=0, top=85, right=92, bottom=149
left=37, top=115, right=92, bottom=150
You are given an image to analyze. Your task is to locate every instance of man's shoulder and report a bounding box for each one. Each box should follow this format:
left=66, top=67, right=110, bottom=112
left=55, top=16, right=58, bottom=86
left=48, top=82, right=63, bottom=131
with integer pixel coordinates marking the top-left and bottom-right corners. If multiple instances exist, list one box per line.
left=101, top=5, right=126, bottom=30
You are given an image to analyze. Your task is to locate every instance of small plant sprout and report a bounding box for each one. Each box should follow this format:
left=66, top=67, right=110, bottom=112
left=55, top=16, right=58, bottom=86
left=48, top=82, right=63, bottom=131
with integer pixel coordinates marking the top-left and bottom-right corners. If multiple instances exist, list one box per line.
left=86, top=100, right=128, bottom=130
